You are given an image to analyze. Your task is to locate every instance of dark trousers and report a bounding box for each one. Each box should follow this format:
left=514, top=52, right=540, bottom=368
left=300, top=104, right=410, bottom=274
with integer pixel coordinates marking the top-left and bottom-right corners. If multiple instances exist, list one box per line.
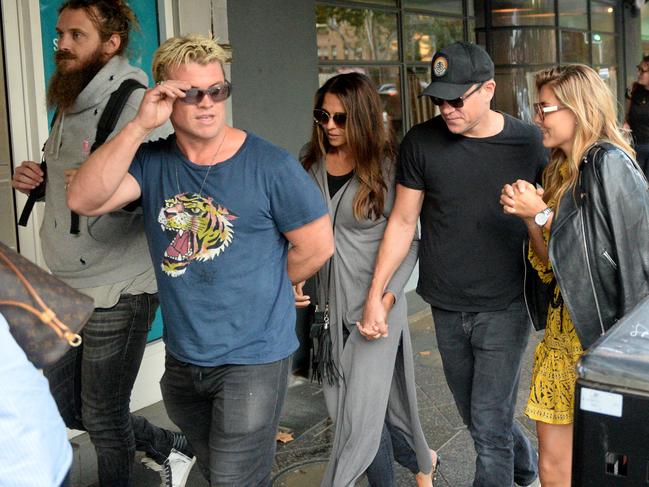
left=431, top=297, right=538, bottom=487
left=634, top=142, right=649, bottom=180
left=161, top=354, right=290, bottom=487
left=45, top=293, right=175, bottom=487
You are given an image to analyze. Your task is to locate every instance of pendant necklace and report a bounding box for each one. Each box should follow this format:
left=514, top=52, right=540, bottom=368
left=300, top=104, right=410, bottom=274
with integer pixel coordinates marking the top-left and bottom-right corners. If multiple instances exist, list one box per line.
left=175, top=129, right=227, bottom=196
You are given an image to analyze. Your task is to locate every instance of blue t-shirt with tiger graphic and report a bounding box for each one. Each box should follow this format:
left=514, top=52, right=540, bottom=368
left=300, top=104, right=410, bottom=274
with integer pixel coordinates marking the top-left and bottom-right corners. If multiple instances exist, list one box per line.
left=129, top=132, right=327, bottom=366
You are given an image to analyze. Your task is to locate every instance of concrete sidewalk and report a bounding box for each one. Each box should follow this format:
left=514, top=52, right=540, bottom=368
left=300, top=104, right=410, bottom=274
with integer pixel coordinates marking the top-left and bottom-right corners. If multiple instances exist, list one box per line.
left=69, top=293, right=542, bottom=486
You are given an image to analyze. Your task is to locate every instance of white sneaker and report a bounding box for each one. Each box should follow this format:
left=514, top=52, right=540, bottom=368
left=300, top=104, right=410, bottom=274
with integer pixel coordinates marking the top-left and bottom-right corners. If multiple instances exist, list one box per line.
left=142, top=449, right=197, bottom=487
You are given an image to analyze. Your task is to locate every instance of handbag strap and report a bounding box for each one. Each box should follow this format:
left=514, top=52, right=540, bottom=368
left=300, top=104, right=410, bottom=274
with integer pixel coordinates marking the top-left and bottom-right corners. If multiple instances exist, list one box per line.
left=323, top=176, right=354, bottom=312
left=0, top=249, right=82, bottom=347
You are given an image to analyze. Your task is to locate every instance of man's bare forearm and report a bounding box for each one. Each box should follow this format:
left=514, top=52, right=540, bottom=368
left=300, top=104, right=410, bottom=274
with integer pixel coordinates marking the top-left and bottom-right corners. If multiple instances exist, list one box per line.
left=67, top=120, right=149, bottom=214
left=367, top=216, right=417, bottom=300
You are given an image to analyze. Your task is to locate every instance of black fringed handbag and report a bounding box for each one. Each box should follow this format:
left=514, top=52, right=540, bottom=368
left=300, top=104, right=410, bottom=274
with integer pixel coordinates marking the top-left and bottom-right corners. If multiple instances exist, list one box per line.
left=0, top=242, right=93, bottom=368
left=309, top=179, right=353, bottom=386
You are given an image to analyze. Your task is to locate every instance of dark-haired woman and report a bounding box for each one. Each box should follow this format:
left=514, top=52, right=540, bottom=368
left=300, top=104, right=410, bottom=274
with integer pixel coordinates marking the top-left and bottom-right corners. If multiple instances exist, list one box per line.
left=299, top=72, right=437, bottom=487
left=624, top=55, right=649, bottom=178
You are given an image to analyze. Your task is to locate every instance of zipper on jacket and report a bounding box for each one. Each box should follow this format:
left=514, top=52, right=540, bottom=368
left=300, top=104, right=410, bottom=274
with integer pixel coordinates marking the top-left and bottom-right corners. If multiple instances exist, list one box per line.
left=579, top=171, right=606, bottom=336
left=602, top=250, right=618, bottom=270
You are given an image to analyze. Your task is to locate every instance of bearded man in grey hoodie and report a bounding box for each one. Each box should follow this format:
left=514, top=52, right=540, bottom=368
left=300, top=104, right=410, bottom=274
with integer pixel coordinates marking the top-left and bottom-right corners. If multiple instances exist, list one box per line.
left=11, top=2, right=194, bottom=486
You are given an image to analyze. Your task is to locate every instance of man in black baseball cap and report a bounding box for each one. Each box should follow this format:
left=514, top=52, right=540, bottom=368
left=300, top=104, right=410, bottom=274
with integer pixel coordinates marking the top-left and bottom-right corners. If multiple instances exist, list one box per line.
left=359, top=41, right=546, bottom=487
left=422, top=41, right=494, bottom=100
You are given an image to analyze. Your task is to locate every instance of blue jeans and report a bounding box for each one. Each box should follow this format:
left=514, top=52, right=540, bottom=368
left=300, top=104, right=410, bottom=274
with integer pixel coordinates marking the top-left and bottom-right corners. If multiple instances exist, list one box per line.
left=161, top=354, right=290, bottom=486
left=44, top=293, right=176, bottom=487
left=366, top=422, right=419, bottom=487
left=431, top=297, right=538, bottom=487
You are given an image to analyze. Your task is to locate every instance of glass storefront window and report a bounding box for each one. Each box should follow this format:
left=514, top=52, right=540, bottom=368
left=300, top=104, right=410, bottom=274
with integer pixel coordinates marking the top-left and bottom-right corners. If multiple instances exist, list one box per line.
left=345, top=0, right=395, bottom=4
left=559, top=0, right=588, bottom=29
left=591, top=1, right=616, bottom=33
left=318, top=66, right=403, bottom=136
left=592, top=32, right=616, bottom=65
left=561, top=30, right=590, bottom=63
left=316, top=6, right=398, bottom=61
left=491, top=29, right=556, bottom=65
left=490, top=0, right=555, bottom=26
left=403, top=14, right=464, bottom=62
left=406, top=66, right=436, bottom=126
left=495, top=68, right=538, bottom=121
left=597, top=66, right=618, bottom=98
left=403, top=0, right=462, bottom=15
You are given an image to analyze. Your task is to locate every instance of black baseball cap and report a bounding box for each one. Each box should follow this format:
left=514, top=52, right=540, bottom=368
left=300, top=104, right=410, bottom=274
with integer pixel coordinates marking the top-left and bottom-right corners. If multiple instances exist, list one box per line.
left=421, top=42, right=495, bottom=100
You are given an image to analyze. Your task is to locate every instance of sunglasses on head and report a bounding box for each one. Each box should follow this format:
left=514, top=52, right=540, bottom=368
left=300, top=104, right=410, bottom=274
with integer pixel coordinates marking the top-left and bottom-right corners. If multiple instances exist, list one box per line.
left=313, top=108, right=347, bottom=127
left=180, top=81, right=232, bottom=104
left=431, top=82, right=484, bottom=108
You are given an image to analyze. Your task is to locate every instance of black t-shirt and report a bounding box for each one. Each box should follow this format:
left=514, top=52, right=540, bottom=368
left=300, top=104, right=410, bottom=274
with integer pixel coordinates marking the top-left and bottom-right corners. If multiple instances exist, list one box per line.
left=327, top=170, right=354, bottom=198
left=627, top=85, right=649, bottom=145
left=397, top=113, right=547, bottom=312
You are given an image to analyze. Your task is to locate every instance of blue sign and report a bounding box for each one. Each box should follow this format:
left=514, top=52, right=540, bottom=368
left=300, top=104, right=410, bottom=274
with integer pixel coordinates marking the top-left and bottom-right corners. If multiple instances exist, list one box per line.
left=39, top=0, right=164, bottom=342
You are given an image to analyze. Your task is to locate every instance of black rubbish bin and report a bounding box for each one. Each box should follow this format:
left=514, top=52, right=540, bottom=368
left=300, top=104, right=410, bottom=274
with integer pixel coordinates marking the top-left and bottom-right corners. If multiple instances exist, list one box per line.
left=573, top=295, right=649, bottom=486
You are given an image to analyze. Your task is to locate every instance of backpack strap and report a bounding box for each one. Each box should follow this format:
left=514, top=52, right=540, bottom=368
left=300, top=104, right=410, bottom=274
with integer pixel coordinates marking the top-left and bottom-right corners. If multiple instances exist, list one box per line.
left=69, top=79, right=146, bottom=234
left=18, top=112, right=59, bottom=227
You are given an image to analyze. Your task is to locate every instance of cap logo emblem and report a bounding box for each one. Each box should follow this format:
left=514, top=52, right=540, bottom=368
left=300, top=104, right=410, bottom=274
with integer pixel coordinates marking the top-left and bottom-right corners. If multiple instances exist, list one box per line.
left=433, top=56, right=448, bottom=77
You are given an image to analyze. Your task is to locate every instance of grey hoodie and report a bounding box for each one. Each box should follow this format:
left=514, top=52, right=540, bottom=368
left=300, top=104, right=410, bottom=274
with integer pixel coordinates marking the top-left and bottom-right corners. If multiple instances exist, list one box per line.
left=40, top=55, right=170, bottom=291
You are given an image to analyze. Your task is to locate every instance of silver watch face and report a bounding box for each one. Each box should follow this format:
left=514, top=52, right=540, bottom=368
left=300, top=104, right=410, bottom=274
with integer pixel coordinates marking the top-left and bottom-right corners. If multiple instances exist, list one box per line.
left=535, top=210, right=548, bottom=226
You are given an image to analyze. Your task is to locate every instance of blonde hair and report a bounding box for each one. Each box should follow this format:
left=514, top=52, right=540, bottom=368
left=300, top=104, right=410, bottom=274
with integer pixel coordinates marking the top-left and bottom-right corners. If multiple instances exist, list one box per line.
left=536, top=64, right=635, bottom=207
left=152, top=34, right=227, bottom=82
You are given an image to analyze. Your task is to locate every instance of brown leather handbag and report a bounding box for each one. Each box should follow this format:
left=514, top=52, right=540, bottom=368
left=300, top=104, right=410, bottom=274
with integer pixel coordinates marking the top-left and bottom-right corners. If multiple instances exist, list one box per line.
left=0, top=242, right=93, bottom=368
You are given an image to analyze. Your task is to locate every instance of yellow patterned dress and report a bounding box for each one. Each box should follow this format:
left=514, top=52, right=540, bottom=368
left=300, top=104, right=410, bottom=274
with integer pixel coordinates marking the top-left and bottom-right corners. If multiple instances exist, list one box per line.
left=525, top=228, right=585, bottom=425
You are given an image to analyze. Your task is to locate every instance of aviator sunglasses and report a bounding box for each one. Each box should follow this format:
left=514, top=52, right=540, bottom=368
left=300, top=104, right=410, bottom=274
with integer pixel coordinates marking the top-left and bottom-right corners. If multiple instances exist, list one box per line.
left=313, top=108, right=347, bottom=127
left=180, top=80, right=232, bottom=104
left=430, top=82, right=484, bottom=108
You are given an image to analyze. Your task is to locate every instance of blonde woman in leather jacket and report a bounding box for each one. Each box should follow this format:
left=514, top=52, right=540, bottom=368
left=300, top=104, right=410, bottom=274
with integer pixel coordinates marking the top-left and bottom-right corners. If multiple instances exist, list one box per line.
left=500, top=64, right=649, bottom=487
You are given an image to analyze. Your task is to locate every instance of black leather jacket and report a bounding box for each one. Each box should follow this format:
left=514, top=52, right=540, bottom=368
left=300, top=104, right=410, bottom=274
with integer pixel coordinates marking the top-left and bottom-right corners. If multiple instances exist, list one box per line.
left=543, top=142, right=649, bottom=350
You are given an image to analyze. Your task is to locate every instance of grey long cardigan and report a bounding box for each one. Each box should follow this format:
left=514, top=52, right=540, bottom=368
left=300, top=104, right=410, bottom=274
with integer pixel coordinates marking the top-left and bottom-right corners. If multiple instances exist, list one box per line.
left=308, top=159, right=432, bottom=487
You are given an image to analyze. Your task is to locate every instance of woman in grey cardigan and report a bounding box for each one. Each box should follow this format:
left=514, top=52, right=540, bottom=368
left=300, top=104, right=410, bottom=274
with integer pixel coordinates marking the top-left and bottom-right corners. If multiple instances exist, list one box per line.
left=299, top=73, right=438, bottom=487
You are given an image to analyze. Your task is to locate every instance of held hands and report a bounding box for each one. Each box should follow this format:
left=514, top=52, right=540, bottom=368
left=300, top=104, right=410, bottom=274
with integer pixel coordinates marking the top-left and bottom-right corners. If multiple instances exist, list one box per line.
left=357, top=292, right=395, bottom=340
left=500, top=179, right=546, bottom=221
left=12, top=161, right=44, bottom=195
left=132, top=80, right=191, bottom=135
left=293, top=281, right=310, bottom=308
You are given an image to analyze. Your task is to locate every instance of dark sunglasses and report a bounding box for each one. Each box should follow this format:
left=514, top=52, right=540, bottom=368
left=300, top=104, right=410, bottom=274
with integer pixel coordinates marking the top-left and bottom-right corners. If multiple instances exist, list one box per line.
left=431, top=82, right=484, bottom=108
left=180, top=81, right=232, bottom=104
left=313, top=108, right=347, bottom=127
left=638, top=65, right=649, bottom=74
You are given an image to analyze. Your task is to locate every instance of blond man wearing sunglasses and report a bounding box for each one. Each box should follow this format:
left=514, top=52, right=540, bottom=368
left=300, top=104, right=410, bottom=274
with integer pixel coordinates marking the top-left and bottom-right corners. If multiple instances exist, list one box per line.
left=68, top=34, right=334, bottom=486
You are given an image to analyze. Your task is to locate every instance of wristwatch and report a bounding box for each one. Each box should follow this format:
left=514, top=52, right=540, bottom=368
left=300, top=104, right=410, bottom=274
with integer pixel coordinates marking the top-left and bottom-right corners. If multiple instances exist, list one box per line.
left=534, top=207, right=553, bottom=227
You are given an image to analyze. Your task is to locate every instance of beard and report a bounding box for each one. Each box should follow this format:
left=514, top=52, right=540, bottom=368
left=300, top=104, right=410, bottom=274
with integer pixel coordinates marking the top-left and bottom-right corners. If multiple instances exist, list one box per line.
left=46, top=48, right=106, bottom=112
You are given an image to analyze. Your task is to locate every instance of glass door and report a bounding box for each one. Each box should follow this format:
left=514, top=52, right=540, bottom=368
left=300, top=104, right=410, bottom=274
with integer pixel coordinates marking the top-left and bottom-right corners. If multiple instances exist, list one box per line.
left=0, top=12, right=17, bottom=250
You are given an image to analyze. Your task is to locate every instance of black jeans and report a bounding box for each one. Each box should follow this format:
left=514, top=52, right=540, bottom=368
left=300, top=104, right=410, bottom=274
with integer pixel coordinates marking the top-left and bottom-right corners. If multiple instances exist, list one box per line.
left=431, top=297, right=538, bottom=487
left=161, top=354, right=290, bottom=486
left=45, top=293, right=175, bottom=487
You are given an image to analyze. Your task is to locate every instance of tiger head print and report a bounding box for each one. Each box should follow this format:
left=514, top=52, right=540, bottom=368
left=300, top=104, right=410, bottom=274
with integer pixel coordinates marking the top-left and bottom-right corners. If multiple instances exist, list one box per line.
left=157, top=193, right=237, bottom=277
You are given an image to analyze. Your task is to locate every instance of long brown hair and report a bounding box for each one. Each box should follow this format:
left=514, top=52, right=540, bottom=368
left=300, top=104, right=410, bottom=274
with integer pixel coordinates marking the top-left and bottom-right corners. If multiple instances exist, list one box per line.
left=301, top=73, right=395, bottom=220
left=536, top=64, right=635, bottom=207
